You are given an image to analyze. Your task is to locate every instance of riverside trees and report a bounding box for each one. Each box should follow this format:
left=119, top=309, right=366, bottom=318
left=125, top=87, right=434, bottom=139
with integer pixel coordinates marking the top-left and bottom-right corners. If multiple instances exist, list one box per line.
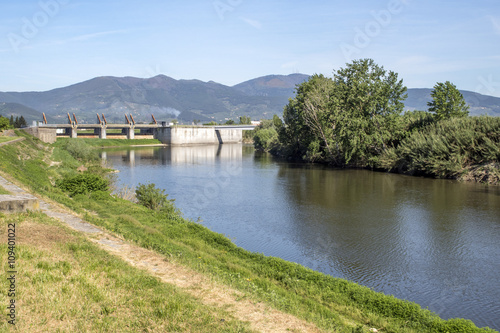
left=254, top=59, right=499, bottom=183
left=278, top=58, right=407, bottom=167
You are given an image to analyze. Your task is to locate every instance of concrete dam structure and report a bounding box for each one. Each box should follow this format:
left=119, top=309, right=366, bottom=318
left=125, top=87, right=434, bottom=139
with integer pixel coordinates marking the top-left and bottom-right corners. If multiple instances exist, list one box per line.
left=25, top=123, right=254, bottom=145
left=154, top=126, right=243, bottom=145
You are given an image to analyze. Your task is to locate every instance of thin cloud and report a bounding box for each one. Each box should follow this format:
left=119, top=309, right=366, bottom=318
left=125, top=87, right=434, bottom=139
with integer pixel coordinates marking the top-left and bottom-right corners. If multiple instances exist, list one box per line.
left=52, top=29, right=130, bottom=45
left=239, top=17, right=262, bottom=29
left=489, top=16, right=500, bottom=35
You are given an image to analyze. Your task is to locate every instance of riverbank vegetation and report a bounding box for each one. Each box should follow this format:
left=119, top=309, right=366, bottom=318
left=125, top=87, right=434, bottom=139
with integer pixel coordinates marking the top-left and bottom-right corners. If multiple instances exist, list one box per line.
left=0, top=133, right=496, bottom=331
left=252, top=59, right=499, bottom=185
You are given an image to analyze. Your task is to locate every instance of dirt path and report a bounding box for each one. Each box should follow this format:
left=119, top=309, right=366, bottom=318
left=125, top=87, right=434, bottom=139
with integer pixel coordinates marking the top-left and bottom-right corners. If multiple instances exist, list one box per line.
left=0, top=174, right=323, bottom=333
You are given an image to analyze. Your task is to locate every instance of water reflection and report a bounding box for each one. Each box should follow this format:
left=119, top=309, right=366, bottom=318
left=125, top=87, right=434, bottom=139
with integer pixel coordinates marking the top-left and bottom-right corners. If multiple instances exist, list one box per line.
left=273, top=164, right=500, bottom=328
left=103, top=144, right=242, bottom=166
left=105, top=145, right=500, bottom=330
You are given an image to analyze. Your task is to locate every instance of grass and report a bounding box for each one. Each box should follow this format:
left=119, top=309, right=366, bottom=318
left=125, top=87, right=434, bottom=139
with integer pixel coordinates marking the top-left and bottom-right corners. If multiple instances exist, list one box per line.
left=0, top=185, right=10, bottom=194
left=0, top=137, right=18, bottom=144
left=0, top=212, right=253, bottom=332
left=0, top=134, right=496, bottom=333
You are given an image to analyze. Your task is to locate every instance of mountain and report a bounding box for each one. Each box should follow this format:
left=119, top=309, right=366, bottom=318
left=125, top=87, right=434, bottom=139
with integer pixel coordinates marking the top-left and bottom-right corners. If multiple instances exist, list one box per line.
left=233, top=74, right=310, bottom=97
left=0, top=102, right=56, bottom=124
left=0, top=74, right=498, bottom=124
left=0, top=75, right=304, bottom=124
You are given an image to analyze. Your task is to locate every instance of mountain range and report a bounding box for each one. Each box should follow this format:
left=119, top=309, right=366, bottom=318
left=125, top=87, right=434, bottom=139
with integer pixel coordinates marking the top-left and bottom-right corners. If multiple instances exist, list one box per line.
left=0, top=74, right=499, bottom=124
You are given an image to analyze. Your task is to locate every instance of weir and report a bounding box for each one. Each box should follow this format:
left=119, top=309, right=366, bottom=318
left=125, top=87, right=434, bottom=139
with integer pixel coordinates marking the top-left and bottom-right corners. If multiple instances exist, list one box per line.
left=25, top=123, right=254, bottom=145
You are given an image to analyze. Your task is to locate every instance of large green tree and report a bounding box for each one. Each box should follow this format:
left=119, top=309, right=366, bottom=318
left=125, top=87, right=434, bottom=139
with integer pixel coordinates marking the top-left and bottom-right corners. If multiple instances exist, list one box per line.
left=0, top=116, right=10, bottom=130
left=279, top=59, right=407, bottom=166
left=427, top=81, right=469, bottom=120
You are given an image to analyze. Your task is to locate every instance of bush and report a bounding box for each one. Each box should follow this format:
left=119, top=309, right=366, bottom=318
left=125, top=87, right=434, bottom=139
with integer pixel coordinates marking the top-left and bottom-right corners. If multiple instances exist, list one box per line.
left=253, top=119, right=280, bottom=152
left=57, top=173, right=109, bottom=196
left=63, top=139, right=100, bottom=162
left=378, top=116, right=500, bottom=184
left=135, top=183, right=175, bottom=212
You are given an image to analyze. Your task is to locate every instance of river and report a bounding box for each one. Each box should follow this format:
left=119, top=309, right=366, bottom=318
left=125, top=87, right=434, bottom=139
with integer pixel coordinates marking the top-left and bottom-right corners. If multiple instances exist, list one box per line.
left=102, top=143, right=500, bottom=330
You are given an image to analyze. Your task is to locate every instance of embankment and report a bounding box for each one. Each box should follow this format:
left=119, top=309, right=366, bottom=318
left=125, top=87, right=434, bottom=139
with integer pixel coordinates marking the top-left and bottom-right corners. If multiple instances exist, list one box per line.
left=0, top=132, right=496, bottom=333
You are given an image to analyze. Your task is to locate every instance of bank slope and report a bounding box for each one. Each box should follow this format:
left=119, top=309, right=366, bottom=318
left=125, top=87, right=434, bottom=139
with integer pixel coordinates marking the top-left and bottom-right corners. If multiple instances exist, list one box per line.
left=0, top=133, right=496, bottom=333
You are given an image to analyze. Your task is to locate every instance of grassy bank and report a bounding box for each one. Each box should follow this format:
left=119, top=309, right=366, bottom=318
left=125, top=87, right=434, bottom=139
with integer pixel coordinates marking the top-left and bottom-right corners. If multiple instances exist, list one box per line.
left=0, top=137, right=18, bottom=144
left=0, top=134, right=496, bottom=332
left=0, top=212, right=252, bottom=332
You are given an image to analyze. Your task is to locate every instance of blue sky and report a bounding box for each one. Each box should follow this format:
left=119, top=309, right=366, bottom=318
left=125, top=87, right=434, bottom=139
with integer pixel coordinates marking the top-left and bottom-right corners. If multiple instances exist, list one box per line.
left=1, top=0, right=499, bottom=96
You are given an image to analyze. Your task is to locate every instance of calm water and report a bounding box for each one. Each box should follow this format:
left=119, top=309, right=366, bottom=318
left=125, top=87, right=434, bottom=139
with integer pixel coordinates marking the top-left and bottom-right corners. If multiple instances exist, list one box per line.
left=103, top=144, right=500, bottom=330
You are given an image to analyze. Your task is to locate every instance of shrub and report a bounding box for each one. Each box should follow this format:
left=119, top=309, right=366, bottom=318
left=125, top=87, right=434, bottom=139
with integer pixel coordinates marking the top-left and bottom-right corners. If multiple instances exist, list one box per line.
left=135, top=183, right=175, bottom=211
left=63, top=139, right=100, bottom=162
left=381, top=116, right=500, bottom=183
left=57, top=173, right=109, bottom=196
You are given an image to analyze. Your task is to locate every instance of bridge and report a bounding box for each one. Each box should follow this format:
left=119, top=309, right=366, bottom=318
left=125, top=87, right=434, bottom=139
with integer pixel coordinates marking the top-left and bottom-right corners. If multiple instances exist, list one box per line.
left=23, top=113, right=257, bottom=145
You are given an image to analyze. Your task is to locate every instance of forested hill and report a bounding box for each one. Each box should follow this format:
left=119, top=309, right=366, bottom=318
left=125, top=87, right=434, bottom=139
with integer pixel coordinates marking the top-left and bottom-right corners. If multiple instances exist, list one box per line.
left=0, top=74, right=498, bottom=124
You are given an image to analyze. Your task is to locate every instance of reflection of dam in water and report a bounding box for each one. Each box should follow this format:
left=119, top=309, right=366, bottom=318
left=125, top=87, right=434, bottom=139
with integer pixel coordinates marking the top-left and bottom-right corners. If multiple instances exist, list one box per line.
left=102, top=143, right=243, bottom=167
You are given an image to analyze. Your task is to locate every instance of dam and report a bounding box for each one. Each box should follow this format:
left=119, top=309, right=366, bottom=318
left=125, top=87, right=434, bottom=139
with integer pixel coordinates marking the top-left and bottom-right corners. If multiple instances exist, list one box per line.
left=24, top=123, right=255, bottom=145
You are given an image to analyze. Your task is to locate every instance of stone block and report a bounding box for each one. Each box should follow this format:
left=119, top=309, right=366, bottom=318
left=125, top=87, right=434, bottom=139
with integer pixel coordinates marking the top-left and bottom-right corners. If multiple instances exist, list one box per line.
left=0, top=195, right=40, bottom=213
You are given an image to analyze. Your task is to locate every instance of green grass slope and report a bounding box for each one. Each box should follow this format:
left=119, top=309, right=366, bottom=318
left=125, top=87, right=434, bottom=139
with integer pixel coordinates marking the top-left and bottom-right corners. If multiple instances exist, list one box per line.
left=0, top=134, right=497, bottom=333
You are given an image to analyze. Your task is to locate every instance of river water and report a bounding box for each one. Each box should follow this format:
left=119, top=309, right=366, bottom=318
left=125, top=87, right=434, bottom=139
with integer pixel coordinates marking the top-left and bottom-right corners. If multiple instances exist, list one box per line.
left=103, top=143, right=500, bottom=330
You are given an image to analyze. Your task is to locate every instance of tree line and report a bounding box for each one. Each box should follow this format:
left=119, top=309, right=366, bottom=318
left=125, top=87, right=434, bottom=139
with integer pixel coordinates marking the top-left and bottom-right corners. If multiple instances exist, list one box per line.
left=0, top=115, right=27, bottom=130
left=253, top=58, right=499, bottom=184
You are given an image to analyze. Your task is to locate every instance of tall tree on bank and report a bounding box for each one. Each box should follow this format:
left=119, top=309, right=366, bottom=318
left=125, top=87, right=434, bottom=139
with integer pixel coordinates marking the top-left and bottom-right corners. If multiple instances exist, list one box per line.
left=0, top=116, right=10, bottom=130
left=279, top=59, right=407, bottom=166
left=427, top=81, right=469, bottom=120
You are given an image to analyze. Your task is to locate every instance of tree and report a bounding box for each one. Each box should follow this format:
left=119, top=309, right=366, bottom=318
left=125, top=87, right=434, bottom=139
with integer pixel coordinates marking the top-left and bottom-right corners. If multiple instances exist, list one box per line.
left=253, top=118, right=279, bottom=152
left=224, top=119, right=235, bottom=125
left=279, top=74, right=334, bottom=161
left=331, top=58, right=407, bottom=164
left=13, top=116, right=26, bottom=128
left=427, top=81, right=469, bottom=120
left=279, top=59, right=407, bottom=166
left=239, top=116, right=251, bottom=125
left=18, top=115, right=27, bottom=127
left=9, top=115, right=14, bottom=126
left=0, top=116, right=10, bottom=131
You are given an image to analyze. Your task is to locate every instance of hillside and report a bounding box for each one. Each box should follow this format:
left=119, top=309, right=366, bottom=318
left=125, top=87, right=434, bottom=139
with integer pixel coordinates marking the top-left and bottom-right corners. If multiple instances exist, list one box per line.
left=0, top=75, right=295, bottom=124
left=0, top=102, right=56, bottom=124
left=0, top=74, right=498, bottom=124
left=233, top=73, right=310, bottom=96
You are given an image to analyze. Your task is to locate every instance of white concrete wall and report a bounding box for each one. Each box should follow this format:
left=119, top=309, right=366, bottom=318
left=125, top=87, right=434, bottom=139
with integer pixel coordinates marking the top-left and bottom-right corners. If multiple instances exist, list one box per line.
left=155, top=127, right=242, bottom=145
left=218, top=129, right=242, bottom=143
